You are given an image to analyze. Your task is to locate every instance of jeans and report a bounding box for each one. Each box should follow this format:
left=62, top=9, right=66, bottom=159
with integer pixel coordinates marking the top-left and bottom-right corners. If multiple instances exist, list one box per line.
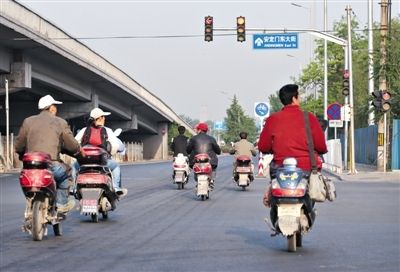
left=71, top=159, right=121, bottom=189
left=49, top=162, right=70, bottom=206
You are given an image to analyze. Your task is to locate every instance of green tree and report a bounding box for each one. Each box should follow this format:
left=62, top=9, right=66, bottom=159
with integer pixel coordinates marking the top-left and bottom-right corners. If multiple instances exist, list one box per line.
left=223, top=95, right=258, bottom=144
left=268, top=90, right=282, bottom=114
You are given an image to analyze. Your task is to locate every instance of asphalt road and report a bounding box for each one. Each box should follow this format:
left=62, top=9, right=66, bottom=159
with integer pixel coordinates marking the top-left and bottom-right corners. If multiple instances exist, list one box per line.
left=1, top=156, right=399, bottom=272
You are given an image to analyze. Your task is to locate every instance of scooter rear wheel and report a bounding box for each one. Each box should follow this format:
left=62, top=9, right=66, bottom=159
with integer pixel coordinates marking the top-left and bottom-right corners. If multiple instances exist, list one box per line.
left=288, top=234, right=297, bottom=252
left=32, top=200, right=46, bottom=241
left=91, top=213, right=99, bottom=223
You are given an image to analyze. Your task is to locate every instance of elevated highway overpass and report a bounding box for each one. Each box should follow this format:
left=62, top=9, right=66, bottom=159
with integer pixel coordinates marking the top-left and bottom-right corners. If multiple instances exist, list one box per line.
left=0, top=0, right=194, bottom=161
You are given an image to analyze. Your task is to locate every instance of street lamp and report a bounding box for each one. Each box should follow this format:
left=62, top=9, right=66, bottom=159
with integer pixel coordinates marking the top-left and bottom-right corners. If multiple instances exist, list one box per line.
left=290, top=2, right=313, bottom=61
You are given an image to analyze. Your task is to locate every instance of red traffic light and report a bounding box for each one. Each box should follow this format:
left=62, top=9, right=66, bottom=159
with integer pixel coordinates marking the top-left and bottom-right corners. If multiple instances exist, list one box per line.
left=204, top=16, right=213, bottom=42
left=381, top=91, right=392, bottom=112
left=343, top=70, right=350, bottom=79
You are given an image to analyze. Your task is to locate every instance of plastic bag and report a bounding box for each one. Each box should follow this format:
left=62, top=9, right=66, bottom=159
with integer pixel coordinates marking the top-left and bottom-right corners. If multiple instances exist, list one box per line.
left=308, top=171, right=326, bottom=202
left=323, top=177, right=337, bottom=202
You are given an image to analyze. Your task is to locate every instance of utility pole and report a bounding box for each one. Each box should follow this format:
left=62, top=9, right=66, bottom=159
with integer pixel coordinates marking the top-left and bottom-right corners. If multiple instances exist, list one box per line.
left=346, top=6, right=356, bottom=174
left=368, top=0, right=375, bottom=126
left=378, top=0, right=389, bottom=172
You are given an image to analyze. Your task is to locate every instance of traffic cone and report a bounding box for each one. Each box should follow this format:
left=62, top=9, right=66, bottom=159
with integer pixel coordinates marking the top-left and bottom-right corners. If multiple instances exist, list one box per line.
left=258, top=155, right=264, bottom=177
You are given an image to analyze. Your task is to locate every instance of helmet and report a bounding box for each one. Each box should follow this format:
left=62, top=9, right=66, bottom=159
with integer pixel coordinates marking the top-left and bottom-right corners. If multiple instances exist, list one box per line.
left=195, top=122, right=208, bottom=132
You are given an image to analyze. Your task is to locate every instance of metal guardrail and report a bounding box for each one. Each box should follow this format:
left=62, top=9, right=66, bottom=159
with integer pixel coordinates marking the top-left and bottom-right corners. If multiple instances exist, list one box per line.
left=0, top=133, right=143, bottom=172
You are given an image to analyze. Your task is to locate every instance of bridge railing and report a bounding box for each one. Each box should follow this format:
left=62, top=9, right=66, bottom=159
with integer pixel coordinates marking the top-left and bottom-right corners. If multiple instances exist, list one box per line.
left=0, top=134, right=143, bottom=172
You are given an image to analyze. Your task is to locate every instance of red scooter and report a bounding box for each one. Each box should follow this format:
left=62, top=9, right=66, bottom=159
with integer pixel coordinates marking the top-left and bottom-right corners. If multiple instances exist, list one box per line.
left=193, top=153, right=212, bottom=201
left=233, top=155, right=254, bottom=190
left=75, top=146, right=118, bottom=222
left=19, top=152, right=63, bottom=241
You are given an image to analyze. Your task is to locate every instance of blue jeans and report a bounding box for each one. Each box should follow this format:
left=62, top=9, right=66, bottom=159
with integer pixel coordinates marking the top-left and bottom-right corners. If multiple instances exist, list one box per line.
left=49, top=162, right=70, bottom=206
left=71, top=159, right=121, bottom=189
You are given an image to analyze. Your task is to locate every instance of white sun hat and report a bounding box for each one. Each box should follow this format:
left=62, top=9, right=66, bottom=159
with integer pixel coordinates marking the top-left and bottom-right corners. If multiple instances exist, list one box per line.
left=38, top=95, right=63, bottom=110
left=90, top=108, right=111, bottom=119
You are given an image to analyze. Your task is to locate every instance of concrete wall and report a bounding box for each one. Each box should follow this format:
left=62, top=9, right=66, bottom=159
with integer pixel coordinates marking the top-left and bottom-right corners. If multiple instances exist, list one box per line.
left=142, top=123, right=169, bottom=160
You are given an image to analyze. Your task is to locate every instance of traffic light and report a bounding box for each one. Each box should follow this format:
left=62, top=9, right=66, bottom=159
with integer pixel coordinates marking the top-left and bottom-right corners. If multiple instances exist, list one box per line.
left=371, top=90, right=382, bottom=110
left=342, top=71, right=350, bottom=96
left=371, top=90, right=392, bottom=112
left=236, top=16, right=246, bottom=42
left=204, top=16, right=213, bottom=42
left=381, top=91, right=392, bottom=112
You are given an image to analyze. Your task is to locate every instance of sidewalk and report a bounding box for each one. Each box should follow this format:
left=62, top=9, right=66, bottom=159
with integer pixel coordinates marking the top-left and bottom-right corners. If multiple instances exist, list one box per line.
left=323, top=163, right=400, bottom=182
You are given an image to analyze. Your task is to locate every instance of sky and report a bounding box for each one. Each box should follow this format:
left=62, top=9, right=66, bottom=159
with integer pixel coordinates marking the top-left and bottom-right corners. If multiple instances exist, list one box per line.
left=17, top=0, right=400, bottom=122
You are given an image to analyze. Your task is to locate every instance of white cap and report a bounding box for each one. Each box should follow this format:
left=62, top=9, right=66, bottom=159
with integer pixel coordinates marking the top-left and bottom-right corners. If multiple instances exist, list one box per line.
left=90, top=108, right=111, bottom=119
left=38, top=95, right=62, bottom=110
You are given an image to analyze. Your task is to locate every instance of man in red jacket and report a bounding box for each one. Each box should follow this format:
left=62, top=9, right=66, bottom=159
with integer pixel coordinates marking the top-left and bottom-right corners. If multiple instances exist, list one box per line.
left=259, top=83, right=327, bottom=177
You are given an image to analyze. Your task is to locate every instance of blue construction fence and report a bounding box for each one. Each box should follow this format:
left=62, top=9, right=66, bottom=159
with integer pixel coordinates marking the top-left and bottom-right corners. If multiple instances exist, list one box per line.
left=340, top=119, right=400, bottom=170
left=392, top=119, right=400, bottom=170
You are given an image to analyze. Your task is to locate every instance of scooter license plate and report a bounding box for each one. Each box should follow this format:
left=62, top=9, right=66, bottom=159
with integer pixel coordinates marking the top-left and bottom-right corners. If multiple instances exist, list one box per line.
left=81, top=199, right=98, bottom=214
left=278, top=204, right=301, bottom=217
left=174, top=171, right=184, bottom=182
left=197, top=177, right=208, bottom=195
left=236, top=167, right=251, bottom=172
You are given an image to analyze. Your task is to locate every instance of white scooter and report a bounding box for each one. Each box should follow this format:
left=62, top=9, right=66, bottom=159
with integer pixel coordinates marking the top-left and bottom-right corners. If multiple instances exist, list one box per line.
left=172, top=153, right=190, bottom=190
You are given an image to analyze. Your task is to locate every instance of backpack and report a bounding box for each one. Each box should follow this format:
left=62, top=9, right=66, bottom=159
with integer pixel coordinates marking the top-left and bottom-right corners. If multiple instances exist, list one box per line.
left=82, top=126, right=108, bottom=150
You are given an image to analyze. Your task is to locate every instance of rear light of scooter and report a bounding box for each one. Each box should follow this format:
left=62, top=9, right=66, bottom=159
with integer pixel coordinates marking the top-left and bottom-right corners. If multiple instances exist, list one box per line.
left=271, top=179, right=307, bottom=197
left=173, top=164, right=186, bottom=168
left=236, top=166, right=252, bottom=172
left=19, top=169, right=54, bottom=188
left=193, top=163, right=211, bottom=174
left=76, top=173, right=109, bottom=184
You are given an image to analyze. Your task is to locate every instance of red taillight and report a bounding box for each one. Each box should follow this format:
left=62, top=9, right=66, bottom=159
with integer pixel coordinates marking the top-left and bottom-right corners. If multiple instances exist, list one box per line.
left=19, top=173, right=32, bottom=187
left=193, top=163, right=212, bottom=174
left=19, top=169, right=53, bottom=187
left=173, top=164, right=185, bottom=168
left=271, top=188, right=305, bottom=197
left=77, top=173, right=108, bottom=184
left=236, top=166, right=251, bottom=172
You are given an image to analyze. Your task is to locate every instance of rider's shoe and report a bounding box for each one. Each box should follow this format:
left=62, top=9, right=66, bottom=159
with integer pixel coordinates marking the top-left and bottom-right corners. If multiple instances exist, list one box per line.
left=116, top=188, right=128, bottom=198
left=57, top=199, right=76, bottom=214
left=209, top=180, right=215, bottom=190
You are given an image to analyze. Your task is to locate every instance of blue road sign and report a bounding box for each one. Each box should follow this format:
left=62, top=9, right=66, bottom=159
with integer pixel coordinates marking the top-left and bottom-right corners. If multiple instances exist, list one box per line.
left=327, top=103, right=342, bottom=120
left=254, top=102, right=269, bottom=117
left=253, top=33, right=298, bottom=49
left=214, top=121, right=226, bottom=131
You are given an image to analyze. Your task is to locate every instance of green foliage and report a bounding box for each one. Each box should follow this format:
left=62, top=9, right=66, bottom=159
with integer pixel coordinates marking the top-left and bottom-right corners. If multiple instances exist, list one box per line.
left=268, top=90, right=282, bottom=114
left=291, top=16, right=399, bottom=130
left=222, top=95, right=258, bottom=144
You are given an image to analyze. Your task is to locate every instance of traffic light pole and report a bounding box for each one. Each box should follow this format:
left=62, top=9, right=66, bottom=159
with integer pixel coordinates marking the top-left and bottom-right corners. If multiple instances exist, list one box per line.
left=212, top=24, right=355, bottom=174
left=346, top=6, right=356, bottom=174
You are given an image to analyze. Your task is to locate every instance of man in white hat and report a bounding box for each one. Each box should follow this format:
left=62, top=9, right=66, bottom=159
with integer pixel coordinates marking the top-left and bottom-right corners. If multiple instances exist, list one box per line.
left=73, top=107, right=127, bottom=197
left=15, top=94, right=81, bottom=213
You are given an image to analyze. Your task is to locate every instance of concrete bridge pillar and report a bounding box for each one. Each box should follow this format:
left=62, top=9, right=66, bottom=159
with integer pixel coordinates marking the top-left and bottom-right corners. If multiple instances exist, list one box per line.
left=142, top=122, right=169, bottom=160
